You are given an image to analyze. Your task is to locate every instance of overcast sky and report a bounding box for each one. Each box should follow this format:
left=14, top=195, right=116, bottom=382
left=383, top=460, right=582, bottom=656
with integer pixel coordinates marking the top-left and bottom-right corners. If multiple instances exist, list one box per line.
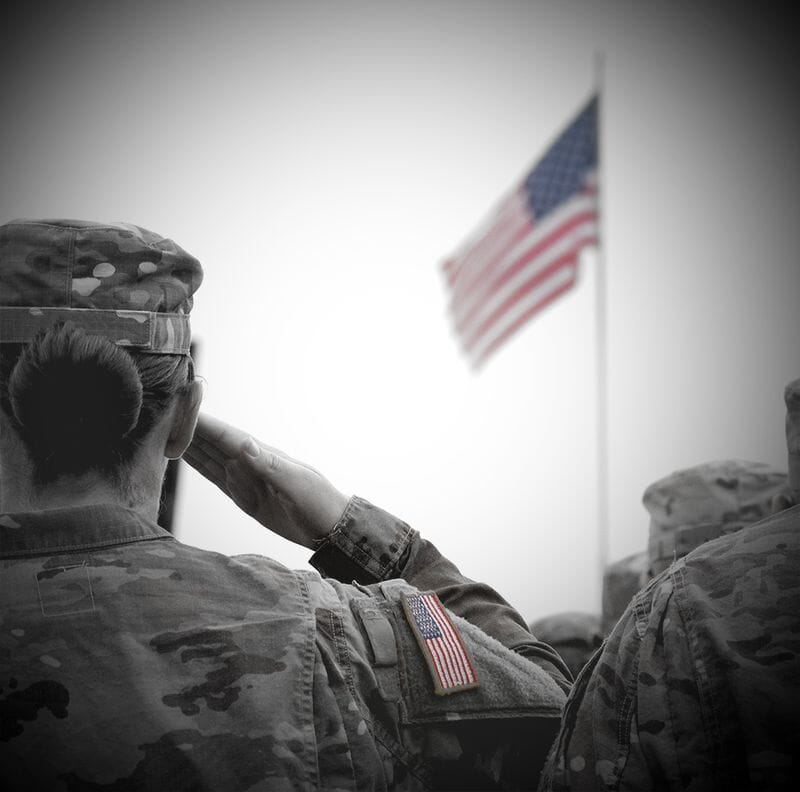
left=2, top=0, right=798, bottom=623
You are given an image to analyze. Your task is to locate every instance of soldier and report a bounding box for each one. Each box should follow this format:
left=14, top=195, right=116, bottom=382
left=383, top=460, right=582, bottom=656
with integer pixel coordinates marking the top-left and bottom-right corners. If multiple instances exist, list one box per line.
left=539, top=447, right=800, bottom=790
left=528, top=612, right=603, bottom=680
left=0, top=218, right=569, bottom=791
left=600, top=550, right=646, bottom=635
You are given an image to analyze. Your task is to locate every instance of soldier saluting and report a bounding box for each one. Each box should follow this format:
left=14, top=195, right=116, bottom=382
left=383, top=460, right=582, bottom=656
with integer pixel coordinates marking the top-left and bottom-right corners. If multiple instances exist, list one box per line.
left=0, top=218, right=570, bottom=790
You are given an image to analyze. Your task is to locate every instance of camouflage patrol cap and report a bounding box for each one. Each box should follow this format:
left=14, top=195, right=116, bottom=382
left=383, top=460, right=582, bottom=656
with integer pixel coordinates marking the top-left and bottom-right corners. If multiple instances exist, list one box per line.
left=529, top=611, right=604, bottom=679
left=643, top=459, right=787, bottom=576
left=601, top=551, right=647, bottom=634
left=0, top=219, right=203, bottom=354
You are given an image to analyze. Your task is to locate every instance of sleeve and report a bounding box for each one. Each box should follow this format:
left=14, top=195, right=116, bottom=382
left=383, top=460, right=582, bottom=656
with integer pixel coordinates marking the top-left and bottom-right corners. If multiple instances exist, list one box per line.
left=311, top=571, right=569, bottom=791
left=310, top=496, right=572, bottom=691
left=538, top=573, right=691, bottom=791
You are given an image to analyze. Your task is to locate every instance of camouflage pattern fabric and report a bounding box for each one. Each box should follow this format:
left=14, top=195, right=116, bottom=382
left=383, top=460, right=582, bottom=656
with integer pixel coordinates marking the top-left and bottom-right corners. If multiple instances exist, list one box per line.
left=528, top=612, right=603, bottom=680
left=1, top=497, right=567, bottom=791
left=784, top=379, right=800, bottom=504
left=0, top=306, right=191, bottom=355
left=0, top=218, right=202, bottom=354
left=643, top=460, right=787, bottom=577
left=539, top=504, right=800, bottom=791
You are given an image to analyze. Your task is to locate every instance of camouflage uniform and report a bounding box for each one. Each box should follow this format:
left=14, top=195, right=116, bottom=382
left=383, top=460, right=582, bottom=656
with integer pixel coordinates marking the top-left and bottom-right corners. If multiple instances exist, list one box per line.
left=539, top=459, right=800, bottom=791
left=0, top=218, right=202, bottom=354
left=0, top=219, right=571, bottom=789
left=1, top=497, right=570, bottom=791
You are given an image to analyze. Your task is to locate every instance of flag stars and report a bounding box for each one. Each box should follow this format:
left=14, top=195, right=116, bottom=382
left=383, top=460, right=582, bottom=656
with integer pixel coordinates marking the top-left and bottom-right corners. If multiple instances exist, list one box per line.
left=525, top=97, right=597, bottom=220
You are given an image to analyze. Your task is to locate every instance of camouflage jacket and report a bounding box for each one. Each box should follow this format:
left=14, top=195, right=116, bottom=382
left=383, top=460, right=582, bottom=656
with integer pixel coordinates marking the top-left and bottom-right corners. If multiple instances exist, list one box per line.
left=539, top=504, right=800, bottom=791
left=1, top=496, right=569, bottom=791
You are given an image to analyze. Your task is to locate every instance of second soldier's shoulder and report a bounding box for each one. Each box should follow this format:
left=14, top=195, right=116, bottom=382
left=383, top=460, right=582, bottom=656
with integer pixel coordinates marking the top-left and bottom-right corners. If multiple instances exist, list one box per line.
left=681, top=502, right=800, bottom=572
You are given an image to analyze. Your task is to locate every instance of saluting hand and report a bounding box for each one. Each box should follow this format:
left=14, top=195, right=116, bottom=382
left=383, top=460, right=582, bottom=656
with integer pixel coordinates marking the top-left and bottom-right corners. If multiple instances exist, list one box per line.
left=183, top=413, right=350, bottom=549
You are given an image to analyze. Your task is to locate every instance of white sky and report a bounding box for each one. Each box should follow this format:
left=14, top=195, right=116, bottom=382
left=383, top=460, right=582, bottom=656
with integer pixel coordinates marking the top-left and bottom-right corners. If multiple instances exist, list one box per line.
left=2, top=0, right=798, bottom=623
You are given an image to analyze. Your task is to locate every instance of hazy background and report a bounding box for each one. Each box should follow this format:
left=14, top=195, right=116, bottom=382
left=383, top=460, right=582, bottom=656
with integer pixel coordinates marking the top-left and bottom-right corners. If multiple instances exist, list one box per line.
left=2, top=0, right=798, bottom=623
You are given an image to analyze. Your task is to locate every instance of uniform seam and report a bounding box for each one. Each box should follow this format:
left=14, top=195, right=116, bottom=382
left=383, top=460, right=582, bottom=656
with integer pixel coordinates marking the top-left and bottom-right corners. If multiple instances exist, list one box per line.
left=294, top=573, right=320, bottom=791
left=0, top=533, right=174, bottom=559
left=672, top=564, right=721, bottom=773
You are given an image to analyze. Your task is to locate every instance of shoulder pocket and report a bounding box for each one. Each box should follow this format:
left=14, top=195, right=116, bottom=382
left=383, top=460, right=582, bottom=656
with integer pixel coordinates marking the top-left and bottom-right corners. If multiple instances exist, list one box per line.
left=374, top=583, right=566, bottom=725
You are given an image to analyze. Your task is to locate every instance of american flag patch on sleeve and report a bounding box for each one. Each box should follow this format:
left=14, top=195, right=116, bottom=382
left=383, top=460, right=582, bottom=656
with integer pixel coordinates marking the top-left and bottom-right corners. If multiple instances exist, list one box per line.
left=401, top=592, right=479, bottom=695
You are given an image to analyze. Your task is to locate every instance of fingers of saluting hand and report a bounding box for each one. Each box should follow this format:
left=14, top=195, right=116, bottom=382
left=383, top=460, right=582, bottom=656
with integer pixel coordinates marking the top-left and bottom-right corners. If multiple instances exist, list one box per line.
left=183, top=439, right=230, bottom=494
left=186, top=412, right=292, bottom=493
left=191, top=412, right=317, bottom=475
left=191, top=413, right=252, bottom=458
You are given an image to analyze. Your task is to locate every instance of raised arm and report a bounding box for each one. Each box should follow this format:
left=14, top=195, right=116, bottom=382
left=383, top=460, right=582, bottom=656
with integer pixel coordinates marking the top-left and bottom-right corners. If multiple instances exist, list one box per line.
left=184, top=412, right=571, bottom=689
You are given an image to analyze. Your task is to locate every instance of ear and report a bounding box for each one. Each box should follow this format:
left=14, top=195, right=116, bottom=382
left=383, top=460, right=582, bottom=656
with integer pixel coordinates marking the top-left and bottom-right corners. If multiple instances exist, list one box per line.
left=164, top=380, right=204, bottom=460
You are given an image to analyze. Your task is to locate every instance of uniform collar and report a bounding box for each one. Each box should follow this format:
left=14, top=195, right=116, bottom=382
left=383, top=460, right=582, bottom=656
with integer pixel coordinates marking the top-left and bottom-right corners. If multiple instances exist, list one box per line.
left=0, top=503, right=172, bottom=558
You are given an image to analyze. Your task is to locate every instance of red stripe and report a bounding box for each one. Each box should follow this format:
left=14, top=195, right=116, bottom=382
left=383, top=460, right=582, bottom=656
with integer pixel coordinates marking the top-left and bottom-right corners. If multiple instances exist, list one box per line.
left=423, top=599, right=464, bottom=686
left=428, top=637, right=453, bottom=688
left=446, top=191, right=529, bottom=291
left=430, top=637, right=455, bottom=688
left=424, top=594, right=476, bottom=685
left=428, top=628, right=458, bottom=688
left=450, top=215, right=532, bottom=305
left=453, top=213, right=596, bottom=331
left=462, top=239, right=593, bottom=350
left=448, top=181, right=596, bottom=304
left=472, top=270, right=578, bottom=368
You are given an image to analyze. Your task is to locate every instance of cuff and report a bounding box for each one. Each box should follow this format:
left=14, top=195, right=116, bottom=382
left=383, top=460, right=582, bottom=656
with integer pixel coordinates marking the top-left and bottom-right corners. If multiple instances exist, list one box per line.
left=309, top=495, right=415, bottom=584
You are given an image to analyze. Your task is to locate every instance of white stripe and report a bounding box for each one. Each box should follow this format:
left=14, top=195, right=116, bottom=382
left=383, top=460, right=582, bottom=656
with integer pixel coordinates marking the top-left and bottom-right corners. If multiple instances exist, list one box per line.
left=430, top=638, right=456, bottom=688
left=451, top=190, right=597, bottom=322
left=428, top=637, right=453, bottom=688
left=449, top=172, right=597, bottom=308
left=421, top=596, right=463, bottom=685
left=428, top=615, right=461, bottom=686
left=467, top=263, right=578, bottom=364
left=448, top=191, right=531, bottom=297
left=446, top=189, right=522, bottom=276
left=415, top=596, right=456, bottom=687
left=424, top=595, right=473, bottom=684
left=458, top=220, right=598, bottom=343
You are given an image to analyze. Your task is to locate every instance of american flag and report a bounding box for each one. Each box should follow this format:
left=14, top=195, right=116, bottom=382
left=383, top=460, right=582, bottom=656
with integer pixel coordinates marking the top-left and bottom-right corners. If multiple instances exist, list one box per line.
left=442, top=95, right=599, bottom=368
left=403, top=592, right=478, bottom=695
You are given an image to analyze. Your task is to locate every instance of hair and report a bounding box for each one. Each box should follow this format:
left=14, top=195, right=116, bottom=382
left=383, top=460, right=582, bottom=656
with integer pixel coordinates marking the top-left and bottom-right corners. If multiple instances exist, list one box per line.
left=0, top=322, right=193, bottom=486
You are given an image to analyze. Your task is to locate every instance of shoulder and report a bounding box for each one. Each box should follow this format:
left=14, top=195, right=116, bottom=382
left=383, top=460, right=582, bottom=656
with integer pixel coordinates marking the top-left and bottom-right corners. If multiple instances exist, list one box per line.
left=676, top=504, right=800, bottom=630
left=684, top=502, right=800, bottom=566
left=308, top=577, right=566, bottom=789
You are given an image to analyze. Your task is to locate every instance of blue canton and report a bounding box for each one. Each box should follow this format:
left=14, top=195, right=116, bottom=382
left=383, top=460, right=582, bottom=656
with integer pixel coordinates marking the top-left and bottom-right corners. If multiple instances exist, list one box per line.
left=408, top=595, right=442, bottom=640
left=524, top=96, right=598, bottom=220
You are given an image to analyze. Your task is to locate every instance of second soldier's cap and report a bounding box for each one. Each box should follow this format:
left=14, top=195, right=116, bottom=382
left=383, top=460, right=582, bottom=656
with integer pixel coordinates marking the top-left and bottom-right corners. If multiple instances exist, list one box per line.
left=529, top=611, right=604, bottom=679
left=0, top=218, right=203, bottom=355
left=601, top=551, right=647, bottom=634
left=643, top=459, right=787, bottom=576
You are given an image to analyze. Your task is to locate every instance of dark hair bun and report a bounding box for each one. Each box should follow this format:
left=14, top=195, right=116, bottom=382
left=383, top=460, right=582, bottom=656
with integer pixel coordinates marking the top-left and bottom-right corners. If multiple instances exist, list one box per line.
left=8, top=323, right=143, bottom=478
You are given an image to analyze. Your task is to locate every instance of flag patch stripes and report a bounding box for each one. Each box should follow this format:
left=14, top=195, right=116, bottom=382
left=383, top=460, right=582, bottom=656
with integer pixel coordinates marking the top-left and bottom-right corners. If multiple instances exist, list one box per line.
left=401, top=592, right=479, bottom=695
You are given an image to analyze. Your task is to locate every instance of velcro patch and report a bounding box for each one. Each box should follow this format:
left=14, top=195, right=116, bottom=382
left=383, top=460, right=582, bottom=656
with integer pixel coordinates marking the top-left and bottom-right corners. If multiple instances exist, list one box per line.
left=401, top=592, right=479, bottom=695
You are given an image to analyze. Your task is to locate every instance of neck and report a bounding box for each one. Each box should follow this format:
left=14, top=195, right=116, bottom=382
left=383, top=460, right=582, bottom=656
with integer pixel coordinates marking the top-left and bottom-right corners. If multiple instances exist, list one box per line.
left=0, top=409, right=177, bottom=524
left=2, top=474, right=163, bottom=522
left=0, top=440, right=167, bottom=523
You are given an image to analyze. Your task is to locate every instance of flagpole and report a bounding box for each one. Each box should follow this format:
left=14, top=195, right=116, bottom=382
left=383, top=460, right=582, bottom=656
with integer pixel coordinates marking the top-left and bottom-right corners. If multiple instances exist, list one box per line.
left=594, top=51, right=610, bottom=603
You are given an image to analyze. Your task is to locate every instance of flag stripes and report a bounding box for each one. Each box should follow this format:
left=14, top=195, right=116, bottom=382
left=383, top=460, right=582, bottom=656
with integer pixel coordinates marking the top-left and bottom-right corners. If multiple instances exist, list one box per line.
left=421, top=593, right=477, bottom=689
left=442, top=95, right=598, bottom=368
